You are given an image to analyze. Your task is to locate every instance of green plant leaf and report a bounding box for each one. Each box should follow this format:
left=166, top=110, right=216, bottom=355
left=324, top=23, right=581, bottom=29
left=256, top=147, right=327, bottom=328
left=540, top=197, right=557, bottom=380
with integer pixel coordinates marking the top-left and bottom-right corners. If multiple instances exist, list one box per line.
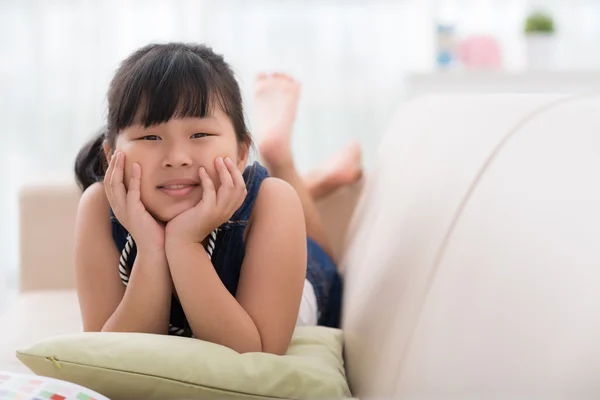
left=524, top=11, right=555, bottom=34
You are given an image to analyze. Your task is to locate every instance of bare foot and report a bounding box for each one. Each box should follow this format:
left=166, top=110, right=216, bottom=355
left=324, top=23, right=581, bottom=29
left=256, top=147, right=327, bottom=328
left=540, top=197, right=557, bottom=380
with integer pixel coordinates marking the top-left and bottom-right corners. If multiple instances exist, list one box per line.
left=254, top=73, right=301, bottom=168
left=320, top=140, right=363, bottom=187
left=305, top=140, right=363, bottom=199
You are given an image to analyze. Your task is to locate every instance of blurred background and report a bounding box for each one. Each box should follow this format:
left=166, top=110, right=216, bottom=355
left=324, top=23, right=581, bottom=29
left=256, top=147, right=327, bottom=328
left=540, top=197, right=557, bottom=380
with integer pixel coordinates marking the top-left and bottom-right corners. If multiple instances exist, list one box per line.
left=1, top=0, right=600, bottom=307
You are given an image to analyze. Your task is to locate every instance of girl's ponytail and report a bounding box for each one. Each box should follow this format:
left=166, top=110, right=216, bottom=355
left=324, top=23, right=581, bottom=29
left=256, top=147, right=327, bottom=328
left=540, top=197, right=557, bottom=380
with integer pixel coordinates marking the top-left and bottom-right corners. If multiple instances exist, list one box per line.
left=74, top=127, right=108, bottom=191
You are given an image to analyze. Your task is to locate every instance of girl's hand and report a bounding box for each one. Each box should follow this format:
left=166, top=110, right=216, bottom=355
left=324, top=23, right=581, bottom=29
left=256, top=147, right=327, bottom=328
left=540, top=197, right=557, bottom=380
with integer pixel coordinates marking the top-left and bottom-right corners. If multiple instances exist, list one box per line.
left=165, top=157, right=247, bottom=246
left=104, top=151, right=165, bottom=253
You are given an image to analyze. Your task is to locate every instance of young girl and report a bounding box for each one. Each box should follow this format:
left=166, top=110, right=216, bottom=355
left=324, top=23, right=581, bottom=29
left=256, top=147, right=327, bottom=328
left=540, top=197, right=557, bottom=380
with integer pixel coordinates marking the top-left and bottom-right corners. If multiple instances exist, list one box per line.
left=73, top=42, right=362, bottom=355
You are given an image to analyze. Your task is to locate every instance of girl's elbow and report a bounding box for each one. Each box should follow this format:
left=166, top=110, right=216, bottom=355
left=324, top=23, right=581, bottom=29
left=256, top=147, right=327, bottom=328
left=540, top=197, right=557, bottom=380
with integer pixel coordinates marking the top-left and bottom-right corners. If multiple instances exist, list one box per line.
left=258, top=336, right=291, bottom=356
left=237, top=335, right=263, bottom=354
left=81, top=319, right=105, bottom=333
left=237, top=344, right=285, bottom=355
left=260, top=343, right=288, bottom=356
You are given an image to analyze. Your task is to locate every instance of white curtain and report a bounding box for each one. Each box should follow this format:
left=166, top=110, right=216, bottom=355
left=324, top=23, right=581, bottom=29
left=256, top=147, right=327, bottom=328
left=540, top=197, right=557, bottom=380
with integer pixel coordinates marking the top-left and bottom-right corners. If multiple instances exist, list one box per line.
left=1, top=0, right=600, bottom=290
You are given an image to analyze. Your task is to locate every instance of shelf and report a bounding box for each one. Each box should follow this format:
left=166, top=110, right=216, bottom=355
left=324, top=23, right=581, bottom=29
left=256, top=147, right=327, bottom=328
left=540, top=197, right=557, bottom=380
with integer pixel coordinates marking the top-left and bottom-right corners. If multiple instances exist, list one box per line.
left=405, top=69, right=600, bottom=98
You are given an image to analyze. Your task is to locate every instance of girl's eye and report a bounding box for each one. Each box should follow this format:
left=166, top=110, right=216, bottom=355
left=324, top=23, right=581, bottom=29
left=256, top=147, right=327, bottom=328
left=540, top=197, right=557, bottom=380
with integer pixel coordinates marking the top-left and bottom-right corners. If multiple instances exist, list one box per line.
left=140, top=135, right=161, bottom=141
left=191, top=133, right=209, bottom=139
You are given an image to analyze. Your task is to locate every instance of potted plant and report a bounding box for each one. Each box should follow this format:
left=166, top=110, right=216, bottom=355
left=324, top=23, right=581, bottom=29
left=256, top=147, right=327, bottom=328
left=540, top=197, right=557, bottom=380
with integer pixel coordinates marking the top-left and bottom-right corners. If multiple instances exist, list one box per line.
left=524, top=11, right=556, bottom=68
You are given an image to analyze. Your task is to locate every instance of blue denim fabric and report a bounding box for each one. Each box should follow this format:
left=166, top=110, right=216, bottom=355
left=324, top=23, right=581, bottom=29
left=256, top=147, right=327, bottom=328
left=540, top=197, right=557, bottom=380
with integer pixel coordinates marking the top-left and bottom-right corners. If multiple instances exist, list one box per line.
left=110, top=161, right=343, bottom=335
left=306, top=237, right=343, bottom=327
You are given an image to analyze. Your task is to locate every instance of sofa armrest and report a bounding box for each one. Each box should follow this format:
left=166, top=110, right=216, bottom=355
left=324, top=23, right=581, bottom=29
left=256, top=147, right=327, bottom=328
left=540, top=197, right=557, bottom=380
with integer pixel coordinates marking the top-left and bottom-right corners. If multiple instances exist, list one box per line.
left=19, top=179, right=81, bottom=292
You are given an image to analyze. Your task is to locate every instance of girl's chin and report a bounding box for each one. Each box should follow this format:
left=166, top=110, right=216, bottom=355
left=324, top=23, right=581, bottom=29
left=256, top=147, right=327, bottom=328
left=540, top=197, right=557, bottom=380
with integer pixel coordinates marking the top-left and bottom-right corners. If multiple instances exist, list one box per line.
left=149, top=202, right=197, bottom=223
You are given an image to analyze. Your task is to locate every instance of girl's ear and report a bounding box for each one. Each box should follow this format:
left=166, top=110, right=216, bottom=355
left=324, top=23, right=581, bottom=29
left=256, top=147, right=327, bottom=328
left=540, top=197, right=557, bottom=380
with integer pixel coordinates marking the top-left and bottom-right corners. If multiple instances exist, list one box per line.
left=103, top=141, right=113, bottom=164
left=237, top=140, right=250, bottom=171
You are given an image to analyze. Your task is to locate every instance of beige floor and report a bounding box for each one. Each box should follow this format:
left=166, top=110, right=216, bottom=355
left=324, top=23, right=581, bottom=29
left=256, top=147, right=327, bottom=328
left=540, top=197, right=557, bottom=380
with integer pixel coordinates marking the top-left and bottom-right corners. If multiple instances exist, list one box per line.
left=0, top=290, right=82, bottom=373
left=0, top=269, right=18, bottom=315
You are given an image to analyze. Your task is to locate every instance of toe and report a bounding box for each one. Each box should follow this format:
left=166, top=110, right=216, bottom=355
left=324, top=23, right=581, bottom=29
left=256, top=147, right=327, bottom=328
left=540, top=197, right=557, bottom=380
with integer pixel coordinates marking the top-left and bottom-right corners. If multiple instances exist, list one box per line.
left=273, top=72, right=294, bottom=81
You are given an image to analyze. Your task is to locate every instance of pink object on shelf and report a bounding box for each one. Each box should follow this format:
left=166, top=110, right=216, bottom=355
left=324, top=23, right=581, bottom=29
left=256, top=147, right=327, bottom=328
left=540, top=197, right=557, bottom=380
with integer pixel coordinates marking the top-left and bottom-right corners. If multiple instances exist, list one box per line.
left=459, top=35, right=502, bottom=69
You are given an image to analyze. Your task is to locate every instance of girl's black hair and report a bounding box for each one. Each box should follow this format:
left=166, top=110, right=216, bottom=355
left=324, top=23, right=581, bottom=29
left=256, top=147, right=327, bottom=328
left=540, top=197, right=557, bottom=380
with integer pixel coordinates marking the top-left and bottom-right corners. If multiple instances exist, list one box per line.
left=74, top=42, right=252, bottom=191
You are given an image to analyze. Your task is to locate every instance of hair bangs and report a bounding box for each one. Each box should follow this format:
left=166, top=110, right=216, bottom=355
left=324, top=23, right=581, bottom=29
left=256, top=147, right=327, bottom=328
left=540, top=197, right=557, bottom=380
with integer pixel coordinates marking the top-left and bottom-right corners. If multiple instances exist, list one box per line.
left=114, top=47, right=226, bottom=130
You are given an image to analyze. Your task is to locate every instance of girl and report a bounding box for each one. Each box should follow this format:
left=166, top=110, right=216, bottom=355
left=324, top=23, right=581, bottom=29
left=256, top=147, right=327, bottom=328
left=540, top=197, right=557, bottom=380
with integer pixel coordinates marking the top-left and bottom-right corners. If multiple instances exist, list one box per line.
left=74, top=42, right=362, bottom=355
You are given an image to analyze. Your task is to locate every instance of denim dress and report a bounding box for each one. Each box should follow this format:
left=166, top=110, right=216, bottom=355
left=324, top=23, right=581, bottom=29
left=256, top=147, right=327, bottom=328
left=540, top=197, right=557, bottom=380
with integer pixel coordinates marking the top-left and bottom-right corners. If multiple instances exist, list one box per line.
left=110, top=161, right=342, bottom=337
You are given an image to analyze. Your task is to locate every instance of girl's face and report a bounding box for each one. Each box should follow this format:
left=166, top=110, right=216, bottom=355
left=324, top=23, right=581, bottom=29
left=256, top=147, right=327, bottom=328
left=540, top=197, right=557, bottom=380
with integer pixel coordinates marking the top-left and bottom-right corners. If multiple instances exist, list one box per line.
left=106, top=107, right=249, bottom=222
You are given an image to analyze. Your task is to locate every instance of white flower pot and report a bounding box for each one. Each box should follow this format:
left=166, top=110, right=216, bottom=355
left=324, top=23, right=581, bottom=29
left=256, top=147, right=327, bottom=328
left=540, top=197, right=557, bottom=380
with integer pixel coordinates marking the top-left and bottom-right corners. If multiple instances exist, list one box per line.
left=525, top=33, right=556, bottom=69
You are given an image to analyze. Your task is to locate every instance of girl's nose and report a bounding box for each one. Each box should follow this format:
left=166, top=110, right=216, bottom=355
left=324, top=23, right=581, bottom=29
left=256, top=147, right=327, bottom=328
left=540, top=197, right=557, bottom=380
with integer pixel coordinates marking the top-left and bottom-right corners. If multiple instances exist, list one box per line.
left=163, top=144, right=193, bottom=168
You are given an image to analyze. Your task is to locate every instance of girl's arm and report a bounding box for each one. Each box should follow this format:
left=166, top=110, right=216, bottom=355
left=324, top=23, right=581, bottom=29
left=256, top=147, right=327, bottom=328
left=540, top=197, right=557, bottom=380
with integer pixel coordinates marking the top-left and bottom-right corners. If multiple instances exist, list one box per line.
left=166, top=178, right=306, bottom=354
left=101, top=249, right=171, bottom=334
left=74, top=182, right=172, bottom=334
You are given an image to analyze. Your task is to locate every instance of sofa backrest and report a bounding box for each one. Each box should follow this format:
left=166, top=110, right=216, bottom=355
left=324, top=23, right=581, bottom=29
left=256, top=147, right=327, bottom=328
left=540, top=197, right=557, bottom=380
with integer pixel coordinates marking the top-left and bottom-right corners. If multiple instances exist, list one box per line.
left=339, top=93, right=600, bottom=398
left=19, top=181, right=81, bottom=292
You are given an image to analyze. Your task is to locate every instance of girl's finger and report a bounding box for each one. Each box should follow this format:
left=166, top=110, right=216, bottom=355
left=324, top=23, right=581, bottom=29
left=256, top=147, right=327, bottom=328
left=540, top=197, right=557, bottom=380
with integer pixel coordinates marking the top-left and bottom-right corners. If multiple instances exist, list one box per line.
left=110, top=152, right=127, bottom=207
left=224, top=157, right=246, bottom=190
left=199, top=167, right=216, bottom=206
left=224, top=157, right=247, bottom=209
left=103, top=151, right=115, bottom=188
left=127, top=163, right=142, bottom=205
left=103, top=152, right=116, bottom=199
left=215, top=157, right=234, bottom=202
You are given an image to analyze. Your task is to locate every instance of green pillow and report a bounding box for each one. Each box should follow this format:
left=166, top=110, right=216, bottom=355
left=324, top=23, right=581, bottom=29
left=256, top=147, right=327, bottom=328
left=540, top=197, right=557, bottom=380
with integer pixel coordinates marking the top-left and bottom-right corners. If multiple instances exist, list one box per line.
left=16, top=326, right=352, bottom=400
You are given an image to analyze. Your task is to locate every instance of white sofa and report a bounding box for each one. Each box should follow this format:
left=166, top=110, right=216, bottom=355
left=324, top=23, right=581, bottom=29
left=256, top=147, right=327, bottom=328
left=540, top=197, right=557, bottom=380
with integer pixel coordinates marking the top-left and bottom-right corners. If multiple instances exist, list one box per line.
left=2, top=93, right=600, bottom=399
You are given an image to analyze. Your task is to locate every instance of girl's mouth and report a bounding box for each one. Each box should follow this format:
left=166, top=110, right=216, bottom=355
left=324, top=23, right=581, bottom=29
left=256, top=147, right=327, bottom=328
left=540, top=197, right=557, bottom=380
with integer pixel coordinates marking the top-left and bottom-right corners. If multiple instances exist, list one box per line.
left=157, top=183, right=199, bottom=197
